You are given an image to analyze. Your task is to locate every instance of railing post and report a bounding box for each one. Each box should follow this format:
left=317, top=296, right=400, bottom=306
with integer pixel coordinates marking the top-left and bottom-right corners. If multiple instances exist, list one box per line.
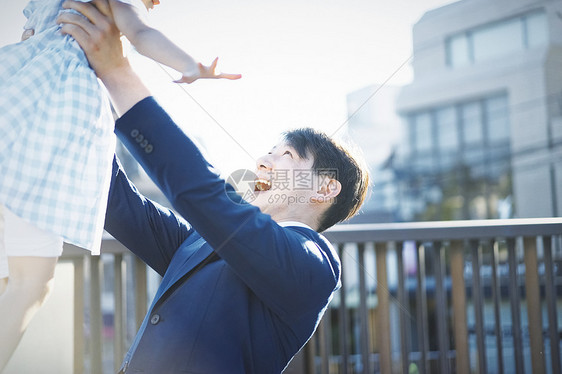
left=90, top=255, right=104, bottom=374
left=113, top=254, right=126, bottom=372
left=415, top=242, right=429, bottom=374
left=543, top=236, right=561, bottom=374
left=357, top=243, right=371, bottom=374
left=396, top=242, right=411, bottom=374
left=337, top=244, right=349, bottom=374
left=507, top=238, right=525, bottom=374
left=318, top=313, right=331, bottom=374
left=470, top=239, right=487, bottom=374
left=523, top=237, right=546, bottom=374
left=490, top=240, right=504, bottom=374
left=450, top=240, right=470, bottom=374
left=433, top=241, right=450, bottom=374
left=134, top=256, right=147, bottom=331
left=73, top=256, right=85, bottom=374
left=375, top=242, right=392, bottom=374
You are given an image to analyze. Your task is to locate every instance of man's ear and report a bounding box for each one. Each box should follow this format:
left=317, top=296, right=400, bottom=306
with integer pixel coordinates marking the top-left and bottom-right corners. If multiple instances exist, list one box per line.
left=312, top=179, right=342, bottom=203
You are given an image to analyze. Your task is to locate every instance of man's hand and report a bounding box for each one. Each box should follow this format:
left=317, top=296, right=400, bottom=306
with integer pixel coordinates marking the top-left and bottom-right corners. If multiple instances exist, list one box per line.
left=57, top=0, right=125, bottom=80
left=57, top=0, right=150, bottom=115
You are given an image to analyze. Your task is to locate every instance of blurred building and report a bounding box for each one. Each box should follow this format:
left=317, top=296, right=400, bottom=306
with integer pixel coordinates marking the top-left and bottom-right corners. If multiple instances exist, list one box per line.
left=355, top=0, right=562, bottom=222
left=346, top=84, right=403, bottom=223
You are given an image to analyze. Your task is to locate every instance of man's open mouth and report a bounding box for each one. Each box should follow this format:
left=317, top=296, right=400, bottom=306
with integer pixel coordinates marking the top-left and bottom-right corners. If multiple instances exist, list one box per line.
left=254, top=178, right=272, bottom=192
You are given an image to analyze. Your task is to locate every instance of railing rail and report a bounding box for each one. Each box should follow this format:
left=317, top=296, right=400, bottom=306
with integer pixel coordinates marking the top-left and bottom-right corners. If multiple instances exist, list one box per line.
left=322, top=217, right=562, bottom=242
left=311, top=217, right=562, bottom=374
left=60, top=218, right=562, bottom=374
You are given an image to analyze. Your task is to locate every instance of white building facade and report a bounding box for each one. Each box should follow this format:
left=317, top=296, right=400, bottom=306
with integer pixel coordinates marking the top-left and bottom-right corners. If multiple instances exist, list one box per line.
left=393, top=0, right=562, bottom=221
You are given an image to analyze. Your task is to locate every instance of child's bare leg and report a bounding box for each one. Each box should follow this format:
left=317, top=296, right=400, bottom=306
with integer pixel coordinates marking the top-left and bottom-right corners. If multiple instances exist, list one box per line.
left=0, top=256, right=58, bottom=371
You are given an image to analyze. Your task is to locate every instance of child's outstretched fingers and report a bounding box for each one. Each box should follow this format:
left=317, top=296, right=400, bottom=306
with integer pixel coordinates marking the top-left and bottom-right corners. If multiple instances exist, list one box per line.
left=174, top=58, right=241, bottom=84
left=210, top=57, right=219, bottom=70
left=218, top=72, right=242, bottom=80
left=201, top=57, right=241, bottom=80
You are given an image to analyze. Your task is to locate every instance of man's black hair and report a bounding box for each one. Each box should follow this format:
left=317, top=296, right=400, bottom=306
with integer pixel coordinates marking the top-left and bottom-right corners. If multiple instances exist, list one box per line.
left=283, top=128, right=369, bottom=232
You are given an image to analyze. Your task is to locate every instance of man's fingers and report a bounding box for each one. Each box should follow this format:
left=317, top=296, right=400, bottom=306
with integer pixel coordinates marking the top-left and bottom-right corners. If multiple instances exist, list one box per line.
left=62, top=0, right=110, bottom=31
left=59, top=23, right=92, bottom=50
left=89, top=0, right=112, bottom=16
left=56, top=0, right=127, bottom=81
left=57, top=1, right=121, bottom=62
left=57, top=12, right=94, bottom=36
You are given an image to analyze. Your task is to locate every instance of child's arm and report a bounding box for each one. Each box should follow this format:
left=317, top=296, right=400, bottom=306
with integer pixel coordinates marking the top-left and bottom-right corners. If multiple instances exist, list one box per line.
left=109, top=0, right=240, bottom=83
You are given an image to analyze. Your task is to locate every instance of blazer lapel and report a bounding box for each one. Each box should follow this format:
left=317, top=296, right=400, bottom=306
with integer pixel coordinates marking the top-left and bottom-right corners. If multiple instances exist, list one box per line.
left=157, top=234, right=213, bottom=296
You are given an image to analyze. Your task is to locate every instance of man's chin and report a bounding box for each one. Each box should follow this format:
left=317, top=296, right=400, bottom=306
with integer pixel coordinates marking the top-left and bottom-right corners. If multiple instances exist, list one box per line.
left=250, top=191, right=270, bottom=210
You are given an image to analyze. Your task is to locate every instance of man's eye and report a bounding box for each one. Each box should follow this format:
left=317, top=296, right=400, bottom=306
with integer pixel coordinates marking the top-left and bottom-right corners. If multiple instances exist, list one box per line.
left=283, top=151, right=293, bottom=157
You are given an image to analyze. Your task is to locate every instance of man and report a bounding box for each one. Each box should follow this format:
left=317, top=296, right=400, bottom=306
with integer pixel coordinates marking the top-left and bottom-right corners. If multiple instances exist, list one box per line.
left=59, top=1, right=370, bottom=372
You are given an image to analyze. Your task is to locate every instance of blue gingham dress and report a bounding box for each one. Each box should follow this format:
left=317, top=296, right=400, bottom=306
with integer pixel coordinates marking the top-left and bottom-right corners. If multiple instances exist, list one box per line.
left=0, top=0, right=116, bottom=254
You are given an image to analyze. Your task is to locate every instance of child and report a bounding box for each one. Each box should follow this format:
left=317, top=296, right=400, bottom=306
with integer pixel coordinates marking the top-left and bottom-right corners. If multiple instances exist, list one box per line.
left=0, top=0, right=240, bottom=369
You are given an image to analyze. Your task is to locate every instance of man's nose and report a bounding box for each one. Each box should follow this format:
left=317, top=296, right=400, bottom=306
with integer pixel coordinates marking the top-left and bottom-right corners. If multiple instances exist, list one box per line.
left=256, top=155, right=272, bottom=170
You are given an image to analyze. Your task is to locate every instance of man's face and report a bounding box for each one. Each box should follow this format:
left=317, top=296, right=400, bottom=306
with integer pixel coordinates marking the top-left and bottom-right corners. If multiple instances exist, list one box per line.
left=250, top=141, right=322, bottom=218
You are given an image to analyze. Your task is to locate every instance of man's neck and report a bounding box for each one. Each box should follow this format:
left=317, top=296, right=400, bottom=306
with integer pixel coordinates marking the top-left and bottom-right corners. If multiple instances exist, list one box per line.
left=270, top=212, right=318, bottom=232
left=277, top=221, right=314, bottom=230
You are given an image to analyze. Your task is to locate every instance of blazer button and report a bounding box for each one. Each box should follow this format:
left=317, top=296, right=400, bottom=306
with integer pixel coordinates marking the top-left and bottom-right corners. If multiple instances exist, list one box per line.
left=131, top=129, right=140, bottom=138
left=140, top=139, right=148, bottom=148
left=150, top=314, right=160, bottom=325
left=145, top=144, right=153, bottom=154
left=135, top=134, right=144, bottom=143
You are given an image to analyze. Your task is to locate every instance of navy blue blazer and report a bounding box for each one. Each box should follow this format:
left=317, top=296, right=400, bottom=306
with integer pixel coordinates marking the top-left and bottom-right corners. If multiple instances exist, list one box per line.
left=105, top=97, right=341, bottom=373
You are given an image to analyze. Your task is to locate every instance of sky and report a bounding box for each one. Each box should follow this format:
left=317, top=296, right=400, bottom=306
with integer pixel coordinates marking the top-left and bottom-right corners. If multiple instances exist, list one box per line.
left=0, top=0, right=458, bottom=175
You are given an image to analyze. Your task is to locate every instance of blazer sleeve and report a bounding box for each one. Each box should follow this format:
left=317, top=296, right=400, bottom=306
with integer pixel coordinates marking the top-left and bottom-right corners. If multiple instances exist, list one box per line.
left=104, top=156, right=192, bottom=276
left=114, top=97, right=341, bottom=321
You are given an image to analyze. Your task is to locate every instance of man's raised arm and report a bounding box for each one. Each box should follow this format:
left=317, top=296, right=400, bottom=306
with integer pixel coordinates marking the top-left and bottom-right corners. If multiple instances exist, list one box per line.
left=57, top=0, right=151, bottom=116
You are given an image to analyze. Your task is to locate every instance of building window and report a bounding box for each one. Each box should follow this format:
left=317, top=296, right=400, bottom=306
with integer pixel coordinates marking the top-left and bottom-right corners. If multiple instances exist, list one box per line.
left=413, top=112, right=433, bottom=153
left=485, top=95, right=510, bottom=143
left=472, top=17, right=523, bottom=63
left=436, top=107, right=458, bottom=151
left=448, top=33, right=471, bottom=67
left=436, top=107, right=458, bottom=170
left=446, top=10, right=547, bottom=67
left=395, top=93, right=512, bottom=221
left=461, top=101, right=483, bottom=145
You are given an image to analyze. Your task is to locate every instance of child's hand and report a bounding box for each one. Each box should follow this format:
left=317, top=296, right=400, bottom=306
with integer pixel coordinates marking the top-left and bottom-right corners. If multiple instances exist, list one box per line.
left=174, top=57, right=241, bottom=84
